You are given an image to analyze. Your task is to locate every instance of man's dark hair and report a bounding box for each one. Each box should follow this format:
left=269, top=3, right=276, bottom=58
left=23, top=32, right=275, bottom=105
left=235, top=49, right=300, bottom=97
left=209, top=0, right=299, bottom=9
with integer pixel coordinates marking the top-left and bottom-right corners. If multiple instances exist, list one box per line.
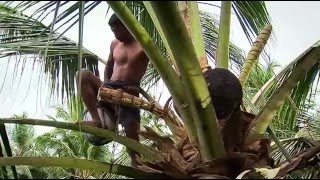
left=108, top=13, right=121, bottom=26
left=204, top=68, right=243, bottom=119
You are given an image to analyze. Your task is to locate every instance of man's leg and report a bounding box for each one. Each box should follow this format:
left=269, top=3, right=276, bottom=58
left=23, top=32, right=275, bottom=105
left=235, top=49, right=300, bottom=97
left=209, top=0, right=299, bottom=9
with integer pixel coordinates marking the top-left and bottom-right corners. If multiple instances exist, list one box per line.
left=76, top=69, right=103, bottom=127
left=120, top=106, right=141, bottom=167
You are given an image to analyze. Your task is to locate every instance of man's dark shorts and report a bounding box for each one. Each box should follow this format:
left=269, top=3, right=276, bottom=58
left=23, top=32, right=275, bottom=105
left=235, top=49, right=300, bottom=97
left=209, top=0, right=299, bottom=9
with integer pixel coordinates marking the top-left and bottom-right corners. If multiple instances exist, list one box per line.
left=101, top=80, right=141, bottom=125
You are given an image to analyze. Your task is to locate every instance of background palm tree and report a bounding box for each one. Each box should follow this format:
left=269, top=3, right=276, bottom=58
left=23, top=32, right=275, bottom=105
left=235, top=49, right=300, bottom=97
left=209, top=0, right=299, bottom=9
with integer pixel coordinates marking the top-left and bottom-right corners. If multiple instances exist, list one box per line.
left=33, top=96, right=113, bottom=179
left=6, top=97, right=115, bottom=179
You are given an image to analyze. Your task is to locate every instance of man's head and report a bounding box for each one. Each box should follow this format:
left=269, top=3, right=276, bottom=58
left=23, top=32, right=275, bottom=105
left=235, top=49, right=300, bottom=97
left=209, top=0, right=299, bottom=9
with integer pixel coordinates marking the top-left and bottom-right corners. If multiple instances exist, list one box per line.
left=108, top=13, right=133, bottom=42
left=204, top=68, right=243, bottom=120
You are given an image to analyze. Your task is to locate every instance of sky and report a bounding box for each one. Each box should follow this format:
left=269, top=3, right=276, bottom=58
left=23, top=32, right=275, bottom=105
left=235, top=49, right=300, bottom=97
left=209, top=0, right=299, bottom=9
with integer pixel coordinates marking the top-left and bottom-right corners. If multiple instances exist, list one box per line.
left=1, top=1, right=320, bottom=135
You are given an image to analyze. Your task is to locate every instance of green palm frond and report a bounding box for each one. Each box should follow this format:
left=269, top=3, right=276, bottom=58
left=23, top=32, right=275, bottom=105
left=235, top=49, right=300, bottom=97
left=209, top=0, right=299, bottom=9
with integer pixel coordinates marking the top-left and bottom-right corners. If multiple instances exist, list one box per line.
left=270, top=137, right=320, bottom=178
left=0, top=4, right=100, bottom=104
left=1, top=1, right=103, bottom=37
left=232, top=1, right=273, bottom=45
left=0, top=1, right=248, bottom=98
left=256, top=62, right=319, bottom=135
left=34, top=130, right=75, bottom=157
left=88, top=144, right=112, bottom=162
left=242, top=61, right=278, bottom=113
left=245, top=61, right=279, bottom=92
left=246, top=41, right=320, bottom=140
left=273, top=65, right=319, bottom=133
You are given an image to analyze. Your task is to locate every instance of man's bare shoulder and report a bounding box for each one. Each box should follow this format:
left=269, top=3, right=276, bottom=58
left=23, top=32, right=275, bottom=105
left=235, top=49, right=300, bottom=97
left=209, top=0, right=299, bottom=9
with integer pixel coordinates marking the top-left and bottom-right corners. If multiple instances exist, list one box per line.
left=110, top=39, right=120, bottom=49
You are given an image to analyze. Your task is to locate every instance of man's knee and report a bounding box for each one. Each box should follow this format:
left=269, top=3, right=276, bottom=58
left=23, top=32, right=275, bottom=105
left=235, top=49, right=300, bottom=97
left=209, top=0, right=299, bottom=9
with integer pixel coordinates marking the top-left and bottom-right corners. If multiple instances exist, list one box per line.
left=76, top=69, right=92, bottom=84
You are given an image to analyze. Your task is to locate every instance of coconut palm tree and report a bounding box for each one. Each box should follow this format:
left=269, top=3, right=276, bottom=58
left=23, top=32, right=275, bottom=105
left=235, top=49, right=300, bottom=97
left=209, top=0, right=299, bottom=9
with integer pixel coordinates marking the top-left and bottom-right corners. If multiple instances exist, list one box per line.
left=1, top=1, right=320, bottom=179
left=6, top=98, right=115, bottom=179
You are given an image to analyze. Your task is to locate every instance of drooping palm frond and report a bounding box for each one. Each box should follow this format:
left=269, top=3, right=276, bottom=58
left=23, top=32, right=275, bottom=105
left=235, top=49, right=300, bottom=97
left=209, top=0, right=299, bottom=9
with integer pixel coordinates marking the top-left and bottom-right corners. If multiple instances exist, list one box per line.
left=0, top=5, right=101, bottom=104
left=1, top=1, right=103, bottom=38
left=232, top=1, right=273, bottom=45
left=199, top=1, right=273, bottom=45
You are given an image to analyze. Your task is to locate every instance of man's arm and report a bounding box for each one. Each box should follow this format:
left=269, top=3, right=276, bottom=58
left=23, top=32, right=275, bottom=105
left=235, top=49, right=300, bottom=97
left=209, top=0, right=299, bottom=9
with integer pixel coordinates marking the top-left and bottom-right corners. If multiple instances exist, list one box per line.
left=104, top=40, right=118, bottom=81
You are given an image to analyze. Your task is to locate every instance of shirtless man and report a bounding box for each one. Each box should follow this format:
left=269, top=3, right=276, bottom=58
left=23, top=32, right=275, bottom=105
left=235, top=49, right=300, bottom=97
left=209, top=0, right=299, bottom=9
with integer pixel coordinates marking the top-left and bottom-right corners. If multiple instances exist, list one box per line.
left=76, top=13, right=149, bottom=166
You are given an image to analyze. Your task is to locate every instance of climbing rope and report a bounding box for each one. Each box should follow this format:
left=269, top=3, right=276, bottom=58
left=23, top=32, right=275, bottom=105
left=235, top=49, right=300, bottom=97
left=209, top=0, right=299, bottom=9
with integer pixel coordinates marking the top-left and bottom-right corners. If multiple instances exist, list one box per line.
left=109, top=88, right=122, bottom=171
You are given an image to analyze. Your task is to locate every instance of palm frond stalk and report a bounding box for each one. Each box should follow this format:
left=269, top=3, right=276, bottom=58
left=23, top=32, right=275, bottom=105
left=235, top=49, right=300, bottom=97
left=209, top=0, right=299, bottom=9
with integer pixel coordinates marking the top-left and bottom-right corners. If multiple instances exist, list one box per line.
left=77, top=0, right=85, bottom=97
left=178, top=1, right=210, bottom=72
left=0, top=142, right=9, bottom=179
left=0, top=157, right=167, bottom=179
left=147, top=1, right=225, bottom=161
left=0, top=125, right=18, bottom=179
left=0, top=118, right=163, bottom=162
left=142, top=1, right=179, bottom=74
left=216, top=1, right=231, bottom=69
